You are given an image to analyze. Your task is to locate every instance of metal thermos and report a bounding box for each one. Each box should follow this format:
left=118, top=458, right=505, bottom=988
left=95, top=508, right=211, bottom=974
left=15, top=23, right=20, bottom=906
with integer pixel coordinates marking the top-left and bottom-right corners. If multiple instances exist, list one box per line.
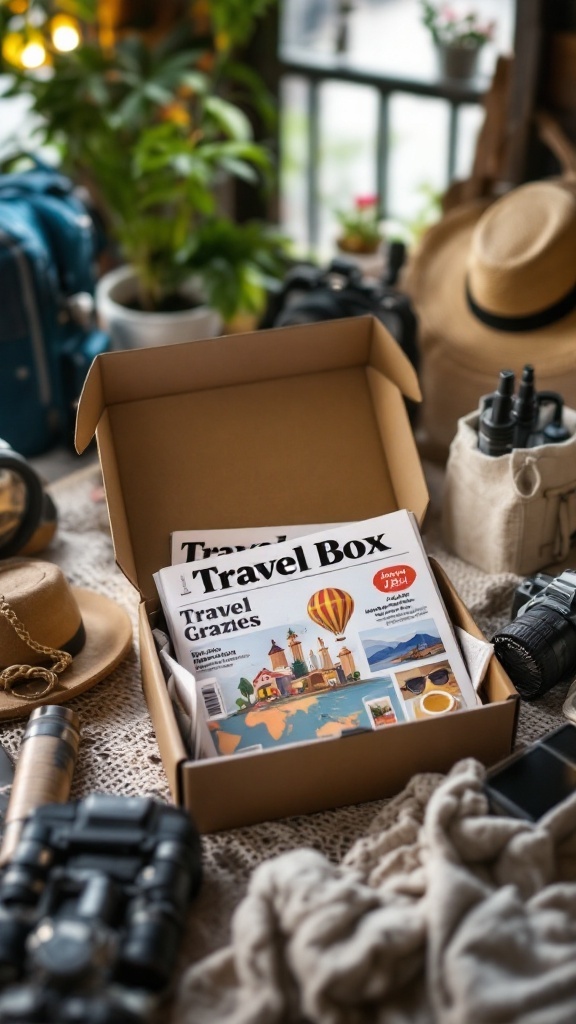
left=0, top=705, right=80, bottom=866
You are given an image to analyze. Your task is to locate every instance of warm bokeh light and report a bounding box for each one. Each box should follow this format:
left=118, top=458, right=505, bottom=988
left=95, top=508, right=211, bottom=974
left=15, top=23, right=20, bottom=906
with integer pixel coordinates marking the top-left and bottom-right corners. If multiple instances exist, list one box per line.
left=50, top=13, right=80, bottom=52
left=160, top=102, right=190, bottom=127
left=1, top=30, right=25, bottom=66
left=7, top=0, right=28, bottom=14
left=20, top=38, right=46, bottom=68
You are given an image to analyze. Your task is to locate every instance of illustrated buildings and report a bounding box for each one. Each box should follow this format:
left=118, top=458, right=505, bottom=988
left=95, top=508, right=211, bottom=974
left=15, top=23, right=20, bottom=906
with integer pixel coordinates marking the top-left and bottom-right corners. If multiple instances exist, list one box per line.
left=252, top=631, right=357, bottom=701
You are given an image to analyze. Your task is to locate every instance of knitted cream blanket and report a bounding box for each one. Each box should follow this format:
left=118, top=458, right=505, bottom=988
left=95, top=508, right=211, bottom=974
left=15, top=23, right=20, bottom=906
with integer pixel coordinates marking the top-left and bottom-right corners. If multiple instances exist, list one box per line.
left=175, top=759, right=576, bottom=1024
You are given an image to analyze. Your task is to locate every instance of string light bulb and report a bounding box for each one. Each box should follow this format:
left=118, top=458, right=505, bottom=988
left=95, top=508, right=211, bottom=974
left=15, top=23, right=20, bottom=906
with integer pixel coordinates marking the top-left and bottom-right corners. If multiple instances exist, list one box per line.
left=1, top=30, right=25, bottom=66
left=7, top=0, right=28, bottom=14
left=20, top=35, right=46, bottom=67
left=50, top=13, right=80, bottom=52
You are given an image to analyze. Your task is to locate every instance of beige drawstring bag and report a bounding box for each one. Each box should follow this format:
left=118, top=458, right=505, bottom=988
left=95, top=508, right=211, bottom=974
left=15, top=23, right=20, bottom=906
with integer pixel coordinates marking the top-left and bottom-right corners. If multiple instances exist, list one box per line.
left=442, top=407, right=576, bottom=575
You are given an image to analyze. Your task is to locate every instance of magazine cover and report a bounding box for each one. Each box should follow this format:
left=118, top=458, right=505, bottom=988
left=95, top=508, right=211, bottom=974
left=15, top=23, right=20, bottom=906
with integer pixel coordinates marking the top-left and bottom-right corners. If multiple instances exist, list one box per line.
left=170, top=524, right=345, bottom=564
left=154, top=511, right=478, bottom=758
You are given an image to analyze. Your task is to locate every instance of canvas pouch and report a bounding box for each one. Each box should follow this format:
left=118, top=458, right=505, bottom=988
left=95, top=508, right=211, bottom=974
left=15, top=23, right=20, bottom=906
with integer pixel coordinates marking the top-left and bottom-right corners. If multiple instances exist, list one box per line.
left=442, top=407, right=576, bottom=575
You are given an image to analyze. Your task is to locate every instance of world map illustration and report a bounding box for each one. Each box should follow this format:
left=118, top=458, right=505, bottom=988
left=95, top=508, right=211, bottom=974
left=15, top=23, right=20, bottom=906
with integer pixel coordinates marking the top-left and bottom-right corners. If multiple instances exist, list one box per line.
left=211, top=677, right=402, bottom=755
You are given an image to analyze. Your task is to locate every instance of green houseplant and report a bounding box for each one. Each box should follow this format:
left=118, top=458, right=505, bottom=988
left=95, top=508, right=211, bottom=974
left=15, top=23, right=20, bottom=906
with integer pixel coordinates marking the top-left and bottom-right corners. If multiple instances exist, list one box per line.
left=1, top=0, right=289, bottom=339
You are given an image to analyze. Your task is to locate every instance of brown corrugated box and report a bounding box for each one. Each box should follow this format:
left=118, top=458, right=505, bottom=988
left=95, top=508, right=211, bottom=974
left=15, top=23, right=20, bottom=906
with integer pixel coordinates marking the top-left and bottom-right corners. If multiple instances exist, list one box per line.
left=76, top=315, right=519, bottom=831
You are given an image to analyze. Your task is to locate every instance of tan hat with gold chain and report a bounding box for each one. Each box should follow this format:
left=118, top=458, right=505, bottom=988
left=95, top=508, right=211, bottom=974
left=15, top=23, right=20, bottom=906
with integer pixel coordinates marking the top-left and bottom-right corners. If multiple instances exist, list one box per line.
left=0, top=558, right=132, bottom=720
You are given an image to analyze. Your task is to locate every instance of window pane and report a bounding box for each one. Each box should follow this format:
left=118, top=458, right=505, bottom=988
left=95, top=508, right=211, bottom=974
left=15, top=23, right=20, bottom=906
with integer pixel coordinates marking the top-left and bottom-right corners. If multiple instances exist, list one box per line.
left=279, top=0, right=517, bottom=256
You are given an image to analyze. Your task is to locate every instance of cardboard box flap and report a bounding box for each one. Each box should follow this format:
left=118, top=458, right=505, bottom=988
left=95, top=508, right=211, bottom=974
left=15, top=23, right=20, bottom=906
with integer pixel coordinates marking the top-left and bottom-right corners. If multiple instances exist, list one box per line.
left=75, top=356, right=140, bottom=589
left=75, top=316, right=426, bottom=601
left=75, top=353, right=105, bottom=455
left=366, top=365, right=428, bottom=525
left=76, top=317, right=421, bottom=453
left=368, top=318, right=421, bottom=403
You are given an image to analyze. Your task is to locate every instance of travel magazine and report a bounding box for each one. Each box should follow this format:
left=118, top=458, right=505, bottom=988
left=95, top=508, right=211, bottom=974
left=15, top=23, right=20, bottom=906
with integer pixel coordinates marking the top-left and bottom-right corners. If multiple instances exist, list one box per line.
left=170, top=524, right=345, bottom=564
left=154, top=511, right=478, bottom=759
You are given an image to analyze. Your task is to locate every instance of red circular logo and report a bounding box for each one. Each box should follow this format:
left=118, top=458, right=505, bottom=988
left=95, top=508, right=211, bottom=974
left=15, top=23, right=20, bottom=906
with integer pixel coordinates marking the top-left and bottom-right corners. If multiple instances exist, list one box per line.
left=373, top=564, right=416, bottom=593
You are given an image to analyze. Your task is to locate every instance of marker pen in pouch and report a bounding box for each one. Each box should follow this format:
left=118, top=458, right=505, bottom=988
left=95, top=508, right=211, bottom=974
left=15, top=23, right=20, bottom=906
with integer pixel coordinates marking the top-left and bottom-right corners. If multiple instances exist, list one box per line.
left=512, top=365, right=539, bottom=449
left=478, top=369, right=516, bottom=456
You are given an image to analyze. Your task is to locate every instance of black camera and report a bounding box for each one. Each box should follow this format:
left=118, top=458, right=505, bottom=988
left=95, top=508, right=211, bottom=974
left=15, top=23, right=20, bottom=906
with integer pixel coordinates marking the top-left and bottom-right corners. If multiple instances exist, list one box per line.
left=491, top=569, right=576, bottom=700
left=509, top=572, right=555, bottom=618
left=260, top=256, right=419, bottom=385
left=0, top=794, right=202, bottom=1023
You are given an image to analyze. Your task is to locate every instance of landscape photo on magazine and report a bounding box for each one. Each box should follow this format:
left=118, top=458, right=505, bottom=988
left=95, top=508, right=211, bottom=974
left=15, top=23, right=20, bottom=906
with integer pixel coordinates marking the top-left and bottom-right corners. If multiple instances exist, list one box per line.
left=154, top=511, right=478, bottom=758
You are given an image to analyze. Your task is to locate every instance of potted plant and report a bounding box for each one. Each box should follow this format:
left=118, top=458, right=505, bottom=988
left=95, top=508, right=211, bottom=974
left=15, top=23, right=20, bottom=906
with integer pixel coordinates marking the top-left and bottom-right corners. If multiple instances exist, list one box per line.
left=335, top=194, right=384, bottom=255
left=419, top=1, right=496, bottom=80
left=1, top=1, right=290, bottom=346
left=333, top=193, right=387, bottom=279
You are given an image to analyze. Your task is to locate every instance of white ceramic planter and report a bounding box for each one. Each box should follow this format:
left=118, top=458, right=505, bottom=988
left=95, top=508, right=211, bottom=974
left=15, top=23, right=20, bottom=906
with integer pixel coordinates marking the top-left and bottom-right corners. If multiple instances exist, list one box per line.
left=435, top=43, right=480, bottom=80
left=95, top=265, right=222, bottom=350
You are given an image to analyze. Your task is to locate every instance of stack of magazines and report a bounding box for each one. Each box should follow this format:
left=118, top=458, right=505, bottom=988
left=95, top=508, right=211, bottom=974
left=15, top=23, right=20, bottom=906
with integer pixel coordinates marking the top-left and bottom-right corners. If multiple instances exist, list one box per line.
left=153, top=511, right=479, bottom=759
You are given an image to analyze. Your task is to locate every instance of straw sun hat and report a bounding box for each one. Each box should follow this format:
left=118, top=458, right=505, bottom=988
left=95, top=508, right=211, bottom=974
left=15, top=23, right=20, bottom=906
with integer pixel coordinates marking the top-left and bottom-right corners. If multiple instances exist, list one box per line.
left=0, top=558, right=132, bottom=720
left=404, top=176, right=576, bottom=455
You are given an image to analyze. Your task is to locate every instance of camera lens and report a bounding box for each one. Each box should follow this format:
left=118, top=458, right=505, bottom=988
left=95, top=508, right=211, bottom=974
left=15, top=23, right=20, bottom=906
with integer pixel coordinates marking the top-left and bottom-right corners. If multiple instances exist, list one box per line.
left=492, top=605, right=576, bottom=699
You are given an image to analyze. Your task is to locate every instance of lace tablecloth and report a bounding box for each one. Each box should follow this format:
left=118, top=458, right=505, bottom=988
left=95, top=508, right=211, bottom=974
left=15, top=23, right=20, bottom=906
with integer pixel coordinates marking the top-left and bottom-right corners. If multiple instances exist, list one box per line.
left=0, top=459, right=570, bottom=994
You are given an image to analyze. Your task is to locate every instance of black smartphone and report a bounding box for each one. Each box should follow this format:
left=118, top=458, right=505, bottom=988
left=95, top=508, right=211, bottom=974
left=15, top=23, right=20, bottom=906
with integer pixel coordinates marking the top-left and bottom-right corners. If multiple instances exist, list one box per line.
left=485, top=723, right=576, bottom=822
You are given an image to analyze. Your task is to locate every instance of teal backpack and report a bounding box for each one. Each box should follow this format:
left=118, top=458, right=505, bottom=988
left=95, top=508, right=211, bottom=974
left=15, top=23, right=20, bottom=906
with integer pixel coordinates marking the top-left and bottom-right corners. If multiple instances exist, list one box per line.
left=0, top=163, right=109, bottom=456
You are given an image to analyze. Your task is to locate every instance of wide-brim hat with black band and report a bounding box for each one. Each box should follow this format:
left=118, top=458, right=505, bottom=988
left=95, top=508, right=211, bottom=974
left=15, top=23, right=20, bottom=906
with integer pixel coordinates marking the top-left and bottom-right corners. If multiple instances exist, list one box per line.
left=0, top=558, right=132, bottom=720
left=404, top=176, right=576, bottom=454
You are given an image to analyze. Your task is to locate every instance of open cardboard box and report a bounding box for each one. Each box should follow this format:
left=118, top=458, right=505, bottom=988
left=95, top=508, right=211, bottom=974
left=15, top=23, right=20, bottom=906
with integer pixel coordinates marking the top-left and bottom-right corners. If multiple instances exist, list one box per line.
left=76, top=315, right=518, bottom=832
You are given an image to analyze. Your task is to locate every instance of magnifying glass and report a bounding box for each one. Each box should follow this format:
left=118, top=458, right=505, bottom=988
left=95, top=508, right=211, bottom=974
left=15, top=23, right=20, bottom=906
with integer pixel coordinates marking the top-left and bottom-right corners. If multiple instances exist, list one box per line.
left=0, top=440, right=57, bottom=559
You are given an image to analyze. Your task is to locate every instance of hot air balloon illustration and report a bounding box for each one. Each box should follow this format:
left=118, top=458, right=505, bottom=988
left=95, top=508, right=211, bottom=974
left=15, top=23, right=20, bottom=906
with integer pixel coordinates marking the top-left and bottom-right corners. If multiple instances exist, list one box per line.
left=307, top=588, right=355, bottom=641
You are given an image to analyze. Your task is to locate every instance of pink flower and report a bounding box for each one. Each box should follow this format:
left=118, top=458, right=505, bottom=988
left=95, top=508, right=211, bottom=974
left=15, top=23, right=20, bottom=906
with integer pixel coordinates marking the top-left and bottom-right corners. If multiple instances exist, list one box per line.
left=355, top=195, right=378, bottom=210
left=421, top=1, right=495, bottom=46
